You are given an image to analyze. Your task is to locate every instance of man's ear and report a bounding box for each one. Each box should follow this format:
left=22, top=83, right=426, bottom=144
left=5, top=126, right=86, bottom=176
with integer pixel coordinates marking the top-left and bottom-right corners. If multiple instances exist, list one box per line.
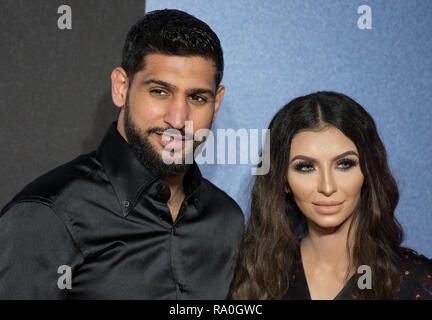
left=111, top=67, right=130, bottom=108
left=212, top=85, right=225, bottom=123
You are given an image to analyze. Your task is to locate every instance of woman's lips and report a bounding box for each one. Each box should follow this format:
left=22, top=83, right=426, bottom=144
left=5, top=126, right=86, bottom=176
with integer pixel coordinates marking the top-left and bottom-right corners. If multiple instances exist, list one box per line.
left=312, top=200, right=345, bottom=215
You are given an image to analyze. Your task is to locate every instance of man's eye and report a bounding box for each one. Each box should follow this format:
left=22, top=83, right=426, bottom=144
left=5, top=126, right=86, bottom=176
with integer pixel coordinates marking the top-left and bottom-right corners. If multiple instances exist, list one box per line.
left=294, top=162, right=315, bottom=173
left=189, top=95, right=207, bottom=103
left=150, top=89, right=168, bottom=96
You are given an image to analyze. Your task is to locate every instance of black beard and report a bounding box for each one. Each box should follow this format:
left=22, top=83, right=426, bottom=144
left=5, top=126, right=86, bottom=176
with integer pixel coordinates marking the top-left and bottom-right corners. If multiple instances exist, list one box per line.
left=123, top=98, right=205, bottom=178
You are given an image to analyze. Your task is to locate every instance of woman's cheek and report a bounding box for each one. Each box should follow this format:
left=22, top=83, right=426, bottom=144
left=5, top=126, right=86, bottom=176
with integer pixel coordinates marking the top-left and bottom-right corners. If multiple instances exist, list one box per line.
left=288, top=175, right=316, bottom=201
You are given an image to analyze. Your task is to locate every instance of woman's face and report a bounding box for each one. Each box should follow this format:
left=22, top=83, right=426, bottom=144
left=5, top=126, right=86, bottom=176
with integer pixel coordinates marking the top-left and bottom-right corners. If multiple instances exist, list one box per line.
left=286, top=126, right=364, bottom=230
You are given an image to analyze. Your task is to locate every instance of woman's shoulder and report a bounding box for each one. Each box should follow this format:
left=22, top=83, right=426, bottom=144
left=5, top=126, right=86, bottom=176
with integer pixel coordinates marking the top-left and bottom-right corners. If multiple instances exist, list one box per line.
left=396, top=248, right=432, bottom=300
left=398, top=248, right=432, bottom=272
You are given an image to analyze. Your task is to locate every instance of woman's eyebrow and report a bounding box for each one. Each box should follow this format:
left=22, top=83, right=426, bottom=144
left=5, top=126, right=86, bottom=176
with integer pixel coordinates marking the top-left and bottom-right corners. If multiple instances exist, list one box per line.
left=289, top=150, right=359, bottom=164
left=331, top=150, right=359, bottom=161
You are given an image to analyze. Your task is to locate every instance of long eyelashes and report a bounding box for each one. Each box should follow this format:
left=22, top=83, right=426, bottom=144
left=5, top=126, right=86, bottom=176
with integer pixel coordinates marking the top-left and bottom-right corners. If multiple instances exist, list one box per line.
left=337, top=158, right=358, bottom=171
left=293, top=158, right=358, bottom=174
left=294, top=161, right=314, bottom=173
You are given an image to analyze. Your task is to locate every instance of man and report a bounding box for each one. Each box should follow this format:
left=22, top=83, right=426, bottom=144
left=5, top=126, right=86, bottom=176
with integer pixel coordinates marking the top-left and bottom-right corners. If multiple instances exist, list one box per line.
left=0, top=9, right=244, bottom=299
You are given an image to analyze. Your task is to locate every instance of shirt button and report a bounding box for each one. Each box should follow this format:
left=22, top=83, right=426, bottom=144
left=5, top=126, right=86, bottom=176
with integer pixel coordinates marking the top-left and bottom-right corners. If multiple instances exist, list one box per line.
left=123, top=200, right=130, bottom=208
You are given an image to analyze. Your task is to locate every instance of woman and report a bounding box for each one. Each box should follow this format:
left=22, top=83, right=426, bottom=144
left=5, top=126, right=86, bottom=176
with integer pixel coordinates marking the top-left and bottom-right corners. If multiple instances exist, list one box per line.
left=230, top=91, right=431, bottom=300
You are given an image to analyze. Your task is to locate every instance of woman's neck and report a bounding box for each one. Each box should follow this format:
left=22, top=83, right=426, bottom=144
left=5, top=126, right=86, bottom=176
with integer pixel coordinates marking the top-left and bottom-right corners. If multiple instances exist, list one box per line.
left=301, top=215, right=356, bottom=274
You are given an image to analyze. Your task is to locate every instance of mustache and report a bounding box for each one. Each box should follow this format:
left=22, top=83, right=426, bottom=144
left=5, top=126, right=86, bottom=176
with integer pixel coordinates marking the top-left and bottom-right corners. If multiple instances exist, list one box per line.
left=146, top=127, right=195, bottom=140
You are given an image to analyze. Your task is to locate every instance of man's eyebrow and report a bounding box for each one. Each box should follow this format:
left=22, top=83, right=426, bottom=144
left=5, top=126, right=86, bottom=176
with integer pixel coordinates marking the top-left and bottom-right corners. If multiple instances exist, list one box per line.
left=289, top=150, right=359, bottom=163
left=139, top=79, right=177, bottom=90
left=187, top=88, right=216, bottom=97
left=138, top=79, right=215, bottom=96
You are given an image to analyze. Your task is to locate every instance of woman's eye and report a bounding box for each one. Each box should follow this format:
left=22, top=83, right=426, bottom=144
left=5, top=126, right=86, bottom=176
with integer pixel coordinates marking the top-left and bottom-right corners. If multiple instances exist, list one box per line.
left=294, top=162, right=315, bottom=173
left=337, top=158, right=357, bottom=171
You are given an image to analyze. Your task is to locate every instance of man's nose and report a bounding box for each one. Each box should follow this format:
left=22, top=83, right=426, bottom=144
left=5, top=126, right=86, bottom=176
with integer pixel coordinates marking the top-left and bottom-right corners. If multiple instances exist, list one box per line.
left=163, top=96, right=189, bottom=130
left=317, top=167, right=337, bottom=197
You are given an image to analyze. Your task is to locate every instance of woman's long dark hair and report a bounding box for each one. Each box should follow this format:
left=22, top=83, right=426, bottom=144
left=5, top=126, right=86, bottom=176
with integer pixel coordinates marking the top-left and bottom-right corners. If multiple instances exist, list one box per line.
left=230, top=91, right=406, bottom=299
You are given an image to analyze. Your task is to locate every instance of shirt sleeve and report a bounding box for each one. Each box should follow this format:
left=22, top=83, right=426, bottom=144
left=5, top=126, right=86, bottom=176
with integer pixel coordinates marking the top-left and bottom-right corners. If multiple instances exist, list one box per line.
left=0, top=201, right=84, bottom=299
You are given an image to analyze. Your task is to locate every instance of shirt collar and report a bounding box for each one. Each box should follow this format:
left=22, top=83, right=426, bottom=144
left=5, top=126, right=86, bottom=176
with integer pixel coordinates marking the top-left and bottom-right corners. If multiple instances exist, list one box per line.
left=97, top=122, right=202, bottom=217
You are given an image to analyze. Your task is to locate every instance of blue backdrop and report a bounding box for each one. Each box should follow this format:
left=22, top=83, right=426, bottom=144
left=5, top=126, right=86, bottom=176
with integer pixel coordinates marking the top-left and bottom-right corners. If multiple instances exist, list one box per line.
left=146, top=0, right=432, bottom=257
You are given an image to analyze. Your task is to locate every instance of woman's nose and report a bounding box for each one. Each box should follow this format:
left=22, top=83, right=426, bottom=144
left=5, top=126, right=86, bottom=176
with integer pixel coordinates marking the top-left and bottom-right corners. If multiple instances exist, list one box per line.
left=317, top=168, right=337, bottom=196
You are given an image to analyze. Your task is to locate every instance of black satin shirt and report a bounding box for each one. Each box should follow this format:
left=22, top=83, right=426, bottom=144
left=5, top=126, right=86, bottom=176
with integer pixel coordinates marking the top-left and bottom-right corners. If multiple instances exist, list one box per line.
left=0, top=123, right=244, bottom=299
left=285, top=249, right=432, bottom=300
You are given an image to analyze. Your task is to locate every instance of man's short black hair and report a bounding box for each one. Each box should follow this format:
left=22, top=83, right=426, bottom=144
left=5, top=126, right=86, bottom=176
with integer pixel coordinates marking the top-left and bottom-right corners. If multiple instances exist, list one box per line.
left=121, top=9, right=224, bottom=87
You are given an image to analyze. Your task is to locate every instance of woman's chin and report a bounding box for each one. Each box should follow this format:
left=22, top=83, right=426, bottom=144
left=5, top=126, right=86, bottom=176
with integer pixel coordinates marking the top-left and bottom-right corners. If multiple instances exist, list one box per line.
left=307, top=214, right=353, bottom=234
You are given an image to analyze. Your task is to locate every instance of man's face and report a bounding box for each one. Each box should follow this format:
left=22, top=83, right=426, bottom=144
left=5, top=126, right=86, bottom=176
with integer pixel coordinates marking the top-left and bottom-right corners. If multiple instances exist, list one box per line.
left=112, top=53, right=224, bottom=177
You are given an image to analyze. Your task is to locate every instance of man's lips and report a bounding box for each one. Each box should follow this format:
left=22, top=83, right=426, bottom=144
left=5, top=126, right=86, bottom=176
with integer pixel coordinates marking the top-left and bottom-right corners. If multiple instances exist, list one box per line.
left=154, top=132, right=190, bottom=150
left=155, top=132, right=185, bottom=141
left=312, top=200, right=345, bottom=214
